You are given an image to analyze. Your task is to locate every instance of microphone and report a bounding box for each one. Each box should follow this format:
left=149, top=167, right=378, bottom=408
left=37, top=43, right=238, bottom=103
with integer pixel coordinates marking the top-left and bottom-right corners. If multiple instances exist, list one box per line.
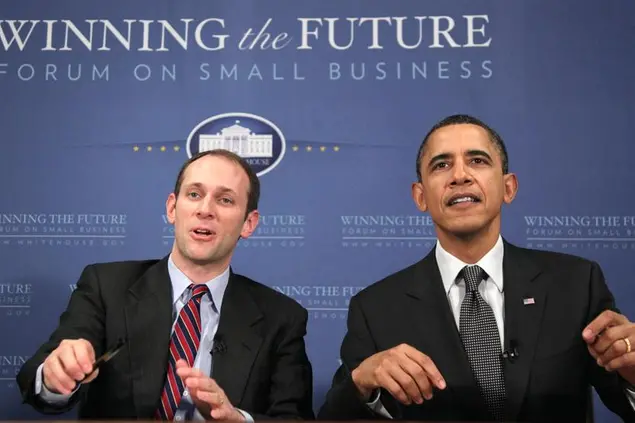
left=502, top=339, right=519, bottom=362
left=211, top=336, right=227, bottom=356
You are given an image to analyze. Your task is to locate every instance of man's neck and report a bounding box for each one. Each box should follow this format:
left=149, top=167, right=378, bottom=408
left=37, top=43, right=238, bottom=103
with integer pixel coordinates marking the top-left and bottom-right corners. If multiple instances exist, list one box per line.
left=436, top=227, right=500, bottom=264
left=170, top=252, right=230, bottom=284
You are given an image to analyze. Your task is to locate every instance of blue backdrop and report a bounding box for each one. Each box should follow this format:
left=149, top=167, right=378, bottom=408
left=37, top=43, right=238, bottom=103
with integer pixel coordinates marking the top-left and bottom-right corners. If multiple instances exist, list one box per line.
left=1, top=1, right=634, bottom=422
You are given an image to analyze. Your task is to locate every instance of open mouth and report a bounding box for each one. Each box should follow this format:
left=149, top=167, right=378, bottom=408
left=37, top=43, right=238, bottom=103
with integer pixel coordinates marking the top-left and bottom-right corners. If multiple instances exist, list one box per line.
left=191, top=228, right=216, bottom=238
left=447, top=194, right=481, bottom=206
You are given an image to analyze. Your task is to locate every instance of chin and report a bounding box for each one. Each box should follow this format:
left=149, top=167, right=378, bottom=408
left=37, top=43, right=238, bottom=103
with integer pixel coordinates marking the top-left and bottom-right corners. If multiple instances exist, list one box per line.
left=185, top=255, right=211, bottom=266
left=184, top=248, right=218, bottom=264
left=451, top=229, right=484, bottom=240
left=444, top=219, right=489, bottom=238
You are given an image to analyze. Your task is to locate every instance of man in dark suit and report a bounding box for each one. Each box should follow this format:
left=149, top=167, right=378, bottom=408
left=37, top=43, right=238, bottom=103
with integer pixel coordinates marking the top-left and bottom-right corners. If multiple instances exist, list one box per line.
left=17, top=149, right=314, bottom=420
left=318, top=114, right=635, bottom=422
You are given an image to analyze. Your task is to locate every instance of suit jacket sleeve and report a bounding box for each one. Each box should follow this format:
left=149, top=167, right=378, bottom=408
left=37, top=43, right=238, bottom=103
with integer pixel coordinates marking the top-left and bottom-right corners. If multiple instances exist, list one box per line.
left=16, top=264, right=106, bottom=414
left=251, top=306, right=314, bottom=420
left=317, top=295, right=396, bottom=420
left=586, top=261, right=635, bottom=421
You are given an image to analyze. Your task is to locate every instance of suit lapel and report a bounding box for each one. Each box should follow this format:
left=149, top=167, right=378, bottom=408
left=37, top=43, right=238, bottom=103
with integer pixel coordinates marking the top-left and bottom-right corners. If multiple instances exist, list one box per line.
left=403, top=249, right=490, bottom=419
left=212, top=271, right=263, bottom=406
left=124, top=257, right=174, bottom=417
left=502, top=241, right=548, bottom=421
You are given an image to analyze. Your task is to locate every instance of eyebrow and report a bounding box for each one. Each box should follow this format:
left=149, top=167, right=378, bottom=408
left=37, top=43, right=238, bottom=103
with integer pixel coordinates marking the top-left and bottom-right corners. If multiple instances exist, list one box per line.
left=427, top=149, right=493, bottom=168
left=183, top=182, right=204, bottom=191
left=216, top=186, right=237, bottom=196
left=184, top=183, right=237, bottom=195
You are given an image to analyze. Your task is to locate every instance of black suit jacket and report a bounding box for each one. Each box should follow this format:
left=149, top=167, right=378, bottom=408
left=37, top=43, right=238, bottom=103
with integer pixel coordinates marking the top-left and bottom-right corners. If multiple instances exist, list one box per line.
left=318, top=241, right=635, bottom=422
left=17, top=257, right=314, bottom=420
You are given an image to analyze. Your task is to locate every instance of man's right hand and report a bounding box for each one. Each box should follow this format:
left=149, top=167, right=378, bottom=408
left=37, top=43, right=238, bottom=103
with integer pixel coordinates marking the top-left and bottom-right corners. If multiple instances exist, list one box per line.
left=351, top=343, right=446, bottom=405
left=42, top=339, right=98, bottom=395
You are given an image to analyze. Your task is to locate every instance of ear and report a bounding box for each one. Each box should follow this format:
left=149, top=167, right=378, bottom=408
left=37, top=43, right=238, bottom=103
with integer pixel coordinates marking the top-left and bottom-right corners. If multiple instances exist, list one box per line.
left=411, top=182, right=428, bottom=212
left=502, top=173, right=518, bottom=204
left=166, top=193, right=177, bottom=224
left=240, top=210, right=260, bottom=238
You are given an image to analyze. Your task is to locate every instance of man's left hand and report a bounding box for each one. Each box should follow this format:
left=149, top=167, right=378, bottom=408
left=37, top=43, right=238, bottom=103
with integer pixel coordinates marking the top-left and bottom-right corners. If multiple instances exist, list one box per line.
left=175, top=359, right=245, bottom=421
left=583, top=310, right=635, bottom=385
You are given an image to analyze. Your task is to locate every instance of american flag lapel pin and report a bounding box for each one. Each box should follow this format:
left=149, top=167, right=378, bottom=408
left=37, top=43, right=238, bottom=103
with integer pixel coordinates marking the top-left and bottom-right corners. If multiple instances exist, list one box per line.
left=523, top=297, right=535, bottom=305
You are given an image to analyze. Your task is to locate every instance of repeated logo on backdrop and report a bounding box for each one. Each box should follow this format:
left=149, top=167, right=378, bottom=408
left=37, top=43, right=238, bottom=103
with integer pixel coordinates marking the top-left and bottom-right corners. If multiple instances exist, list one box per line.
left=0, top=355, right=28, bottom=389
left=0, top=213, right=127, bottom=248
left=523, top=215, right=635, bottom=251
left=273, top=285, right=365, bottom=320
left=0, top=283, right=32, bottom=319
left=340, top=214, right=436, bottom=249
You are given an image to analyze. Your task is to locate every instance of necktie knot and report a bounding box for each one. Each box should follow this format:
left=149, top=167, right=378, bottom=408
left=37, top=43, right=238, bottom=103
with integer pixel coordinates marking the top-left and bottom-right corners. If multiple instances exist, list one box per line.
left=461, top=265, right=486, bottom=293
left=190, top=284, right=209, bottom=300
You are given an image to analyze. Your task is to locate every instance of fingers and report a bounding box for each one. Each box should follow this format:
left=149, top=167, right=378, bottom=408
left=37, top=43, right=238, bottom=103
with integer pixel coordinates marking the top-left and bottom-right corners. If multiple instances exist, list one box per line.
left=584, top=322, right=635, bottom=367
left=44, top=355, right=77, bottom=395
left=82, top=369, right=100, bottom=384
left=604, top=351, right=635, bottom=372
left=375, top=371, right=413, bottom=405
left=175, top=360, right=206, bottom=379
left=375, top=359, right=425, bottom=405
left=210, top=402, right=237, bottom=421
left=374, top=344, right=446, bottom=405
left=587, top=344, right=599, bottom=361
left=175, top=361, right=204, bottom=399
left=596, top=336, right=633, bottom=368
left=58, top=346, right=85, bottom=381
left=43, top=339, right=96, bottom=395
left=181, top=372, right=237, bottom=421
left=395, top=357, right=433, bottom=402
left=591, top=325, right=633, bottom=353
left=583, top=310, right=627, bottom=343
left=184, top=373, right=221, bottom=393
left=72, top=340, right=96, bottom=373
left=403, top=347, right=447, bottom=390
left=195, top=389, right=242, bottom=422
left=195, top=390, right=225, bottom=407
left=583, top=311, right=635, bottom=374
left=175, top=361, right=234, bottom=419
left=352, top=344, right=447, bottom=406
left=175, top=359, right=189, bottom=370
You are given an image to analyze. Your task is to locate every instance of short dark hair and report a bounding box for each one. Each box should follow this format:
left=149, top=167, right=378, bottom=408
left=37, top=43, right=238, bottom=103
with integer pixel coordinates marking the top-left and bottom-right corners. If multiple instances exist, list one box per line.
left=415, top=114, right=509, bottom=182
left=173, top=149, right=260, bottom=216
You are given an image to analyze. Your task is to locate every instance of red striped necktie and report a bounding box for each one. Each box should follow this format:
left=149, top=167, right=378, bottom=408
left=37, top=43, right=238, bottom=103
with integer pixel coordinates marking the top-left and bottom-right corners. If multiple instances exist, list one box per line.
left=155, top=284, right=209, bottom=420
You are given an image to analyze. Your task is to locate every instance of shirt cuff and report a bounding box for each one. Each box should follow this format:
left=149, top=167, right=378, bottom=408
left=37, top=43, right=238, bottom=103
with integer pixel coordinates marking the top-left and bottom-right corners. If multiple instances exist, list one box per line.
left=625, top=385, right=635, bottom=410
left=235, top=408, right=253, bottom=422
left=190, top=398, right=252, bottom=422
left=366, top=390, right=393, bottom=418
left=34, top=363, right=78, bottom=404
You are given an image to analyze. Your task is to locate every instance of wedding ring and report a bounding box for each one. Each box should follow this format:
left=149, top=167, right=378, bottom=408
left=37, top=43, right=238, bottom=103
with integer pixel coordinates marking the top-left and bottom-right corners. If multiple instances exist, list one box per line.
left=624, top=337, right=632, bottom=354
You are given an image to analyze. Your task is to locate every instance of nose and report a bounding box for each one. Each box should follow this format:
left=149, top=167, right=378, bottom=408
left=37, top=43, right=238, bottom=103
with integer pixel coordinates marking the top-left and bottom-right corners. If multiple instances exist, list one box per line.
left=450, top=162, right=472, bottom=186
left=196, top=196, right=217, bottom=219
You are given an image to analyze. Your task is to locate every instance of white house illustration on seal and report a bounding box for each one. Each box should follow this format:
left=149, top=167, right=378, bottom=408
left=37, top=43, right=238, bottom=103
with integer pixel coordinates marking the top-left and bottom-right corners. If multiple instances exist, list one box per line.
left=198, top=120, right=273, bottom=158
